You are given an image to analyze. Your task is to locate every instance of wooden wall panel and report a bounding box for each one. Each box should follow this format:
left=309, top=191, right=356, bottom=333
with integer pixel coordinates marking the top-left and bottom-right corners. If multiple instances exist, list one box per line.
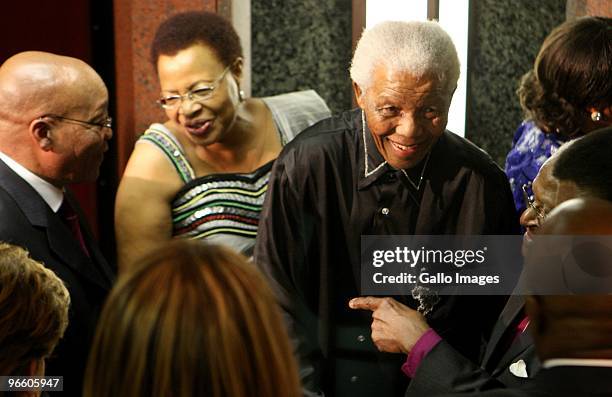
left=567, top=0, right=612, bottom=18
left=112, top=0, right=222, bottom=177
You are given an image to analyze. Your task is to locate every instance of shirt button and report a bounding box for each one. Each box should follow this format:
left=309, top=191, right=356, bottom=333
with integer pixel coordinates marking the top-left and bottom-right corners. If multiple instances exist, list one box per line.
left=350, top=376, right=358, bottom=383
left=357, top=335, right=366, bottom=342
left=381, top=207, right=390, bottom=216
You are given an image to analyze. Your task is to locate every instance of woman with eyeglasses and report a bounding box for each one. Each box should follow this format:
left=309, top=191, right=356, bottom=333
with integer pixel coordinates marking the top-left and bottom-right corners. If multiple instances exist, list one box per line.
left=505, top=16, right=612, bottom=216
left=114, top=11, right=330, bottom=270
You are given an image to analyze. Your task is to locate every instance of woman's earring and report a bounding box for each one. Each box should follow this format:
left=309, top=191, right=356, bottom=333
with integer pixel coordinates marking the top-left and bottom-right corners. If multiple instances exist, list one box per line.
left=591, top=111, right=603, bottom=122
left=239, top=89, right=245, bottom=102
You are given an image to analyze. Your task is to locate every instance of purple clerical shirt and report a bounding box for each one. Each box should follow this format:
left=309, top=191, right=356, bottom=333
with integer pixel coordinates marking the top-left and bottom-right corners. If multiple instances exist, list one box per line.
left=401, top=328, right=442, bottom=378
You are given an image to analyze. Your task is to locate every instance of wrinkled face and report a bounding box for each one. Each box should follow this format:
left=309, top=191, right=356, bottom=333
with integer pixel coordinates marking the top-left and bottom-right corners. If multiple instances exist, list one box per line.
left=54, top=83, right=112, bottom=184
left=355, top=65, right=453, bottom=169
left=157, top=44, right=240, bottom=147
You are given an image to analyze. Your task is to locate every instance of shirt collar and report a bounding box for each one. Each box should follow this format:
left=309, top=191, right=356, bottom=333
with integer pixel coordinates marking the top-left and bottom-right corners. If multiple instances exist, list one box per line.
left=357, top=109, right=393, bottom=190
left=543, top=358, right=612, bottom=369
left=0, top=151, right=64, bottom=212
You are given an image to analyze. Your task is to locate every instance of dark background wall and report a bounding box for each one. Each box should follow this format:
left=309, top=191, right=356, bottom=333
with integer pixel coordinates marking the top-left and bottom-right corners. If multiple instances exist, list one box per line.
left=251, top=0, right=353, bottom=114
left=0, top=1, right=116, bottom=244
left=466, top=0, right=566, bottom=165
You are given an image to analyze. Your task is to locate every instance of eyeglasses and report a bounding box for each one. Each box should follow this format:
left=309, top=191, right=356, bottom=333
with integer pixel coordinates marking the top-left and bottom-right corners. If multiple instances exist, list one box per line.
left=521, top=184, right=548, bottom=224
left=41, top=114, right=113, bottom=130
left=157, top=65, right=232, bottom=109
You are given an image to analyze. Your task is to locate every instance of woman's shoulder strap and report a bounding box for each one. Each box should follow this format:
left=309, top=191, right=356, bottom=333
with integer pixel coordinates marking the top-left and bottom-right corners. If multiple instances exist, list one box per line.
left=138, top=123, right=195, bottom=183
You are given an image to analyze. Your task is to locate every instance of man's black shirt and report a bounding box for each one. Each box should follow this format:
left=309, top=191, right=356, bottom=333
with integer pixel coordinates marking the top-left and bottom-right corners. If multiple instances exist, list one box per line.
left=254, top=109, right=520, bottom=397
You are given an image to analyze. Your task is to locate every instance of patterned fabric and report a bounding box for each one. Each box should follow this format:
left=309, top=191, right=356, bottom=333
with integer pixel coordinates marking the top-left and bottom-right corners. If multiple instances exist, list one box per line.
left=504, top=120, right=567, bottom=215
left=138, top=90, right=330, bottom=255
left=171, top=162, right=272, bottom=254
left=139, top=127, right=195, bottom=183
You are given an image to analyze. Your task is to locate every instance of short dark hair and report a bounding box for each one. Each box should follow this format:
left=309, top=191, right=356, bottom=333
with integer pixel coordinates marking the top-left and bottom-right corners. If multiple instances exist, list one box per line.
left=553, top=126, right=612, bottom=201
left=517, top=17, right=612, bottom=137
left=150, top=11, right=243, bottom=70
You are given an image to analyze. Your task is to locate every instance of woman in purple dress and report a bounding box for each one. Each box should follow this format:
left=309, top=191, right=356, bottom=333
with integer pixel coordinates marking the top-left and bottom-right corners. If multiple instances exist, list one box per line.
left=505, top=17, right=612, bottom=215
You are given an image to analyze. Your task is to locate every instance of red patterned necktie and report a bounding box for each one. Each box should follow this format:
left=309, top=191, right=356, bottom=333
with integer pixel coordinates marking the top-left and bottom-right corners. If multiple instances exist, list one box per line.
left=58, top=199, right=90, bottom=257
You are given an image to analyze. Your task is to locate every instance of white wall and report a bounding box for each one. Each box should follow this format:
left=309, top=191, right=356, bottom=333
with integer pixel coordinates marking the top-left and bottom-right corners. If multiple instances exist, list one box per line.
left=232, top=0, right=252, bottom=97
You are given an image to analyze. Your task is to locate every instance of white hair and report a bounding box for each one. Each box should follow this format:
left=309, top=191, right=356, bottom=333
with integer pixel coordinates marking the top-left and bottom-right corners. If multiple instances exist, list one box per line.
left=350, top=20, right=460, bottom=93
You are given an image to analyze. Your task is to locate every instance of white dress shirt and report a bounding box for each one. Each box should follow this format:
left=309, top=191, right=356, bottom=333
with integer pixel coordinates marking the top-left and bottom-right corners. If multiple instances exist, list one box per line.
left=0, top=151, right=63, bottom=212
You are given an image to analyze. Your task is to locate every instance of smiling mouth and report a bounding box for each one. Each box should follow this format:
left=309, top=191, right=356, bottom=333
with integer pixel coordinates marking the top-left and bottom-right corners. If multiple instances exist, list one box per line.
left=185, top=119, right=213, bottom=136
left=388, top=139, right=422, bottom=153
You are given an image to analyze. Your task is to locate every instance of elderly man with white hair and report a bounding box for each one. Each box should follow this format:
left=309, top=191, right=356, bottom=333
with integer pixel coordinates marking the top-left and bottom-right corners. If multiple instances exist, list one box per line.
left=254, top=21, right=519, bottom=397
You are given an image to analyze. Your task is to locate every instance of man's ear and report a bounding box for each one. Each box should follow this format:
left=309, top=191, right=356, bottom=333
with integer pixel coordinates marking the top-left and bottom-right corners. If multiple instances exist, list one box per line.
left=449, top=84, right=457, bottom=102
left=29, top=118, right=53, bottom=151
left=352, top=82, right=365, bottom=109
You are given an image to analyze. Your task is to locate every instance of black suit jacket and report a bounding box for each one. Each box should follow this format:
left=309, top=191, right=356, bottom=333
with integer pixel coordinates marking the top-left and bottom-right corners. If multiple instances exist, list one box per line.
left=0, top=160, right=115, bottom=395
left=433, top=366, right=612, bottom=397
left=407, top=294, right=540, bottom=396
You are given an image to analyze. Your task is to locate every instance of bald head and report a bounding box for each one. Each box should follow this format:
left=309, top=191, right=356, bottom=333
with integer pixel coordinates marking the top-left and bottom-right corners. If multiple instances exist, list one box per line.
left=0, top=51, right=106, bottom=124
left=0, top=52, right=111, bottom=186
left=526, top=197, right=612, bottom=361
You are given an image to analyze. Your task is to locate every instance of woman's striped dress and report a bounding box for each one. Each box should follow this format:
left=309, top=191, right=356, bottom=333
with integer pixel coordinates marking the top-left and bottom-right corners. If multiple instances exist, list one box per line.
left=138, top=90, right=330, bottom=255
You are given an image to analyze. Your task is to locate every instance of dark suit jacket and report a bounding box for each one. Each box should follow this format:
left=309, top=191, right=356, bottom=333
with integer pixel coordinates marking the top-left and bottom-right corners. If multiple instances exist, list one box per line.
left=407, top=294, right=540, bottom=396
left=433, top=366, right=612, bottom=397
left=0, top=160, right=115, bottom=395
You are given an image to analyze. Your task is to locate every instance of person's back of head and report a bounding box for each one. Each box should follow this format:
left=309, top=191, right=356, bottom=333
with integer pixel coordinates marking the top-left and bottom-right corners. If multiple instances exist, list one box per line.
left=518, top=16, right=612, bottom=136
left=552, top=126, right=612, bottom=202
left=525, top=198, right=612, bottom=361
left=84, top=240, right=301, bottom=397
left=350, top=20, right=459, bottom=94
left=0, top=242, right=70, bottom=379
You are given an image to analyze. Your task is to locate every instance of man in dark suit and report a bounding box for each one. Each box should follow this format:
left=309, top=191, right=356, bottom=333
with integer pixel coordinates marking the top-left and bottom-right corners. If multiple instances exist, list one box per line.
left=432, top=196, right=612, bottom=397
left=350, top=127, right=612, bottom=395
left=0, top=51, right=115, bottom=394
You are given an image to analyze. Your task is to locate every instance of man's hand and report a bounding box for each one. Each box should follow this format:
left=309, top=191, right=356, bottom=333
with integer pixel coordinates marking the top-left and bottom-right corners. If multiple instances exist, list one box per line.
left=349, top=297, right=430, bottom=354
